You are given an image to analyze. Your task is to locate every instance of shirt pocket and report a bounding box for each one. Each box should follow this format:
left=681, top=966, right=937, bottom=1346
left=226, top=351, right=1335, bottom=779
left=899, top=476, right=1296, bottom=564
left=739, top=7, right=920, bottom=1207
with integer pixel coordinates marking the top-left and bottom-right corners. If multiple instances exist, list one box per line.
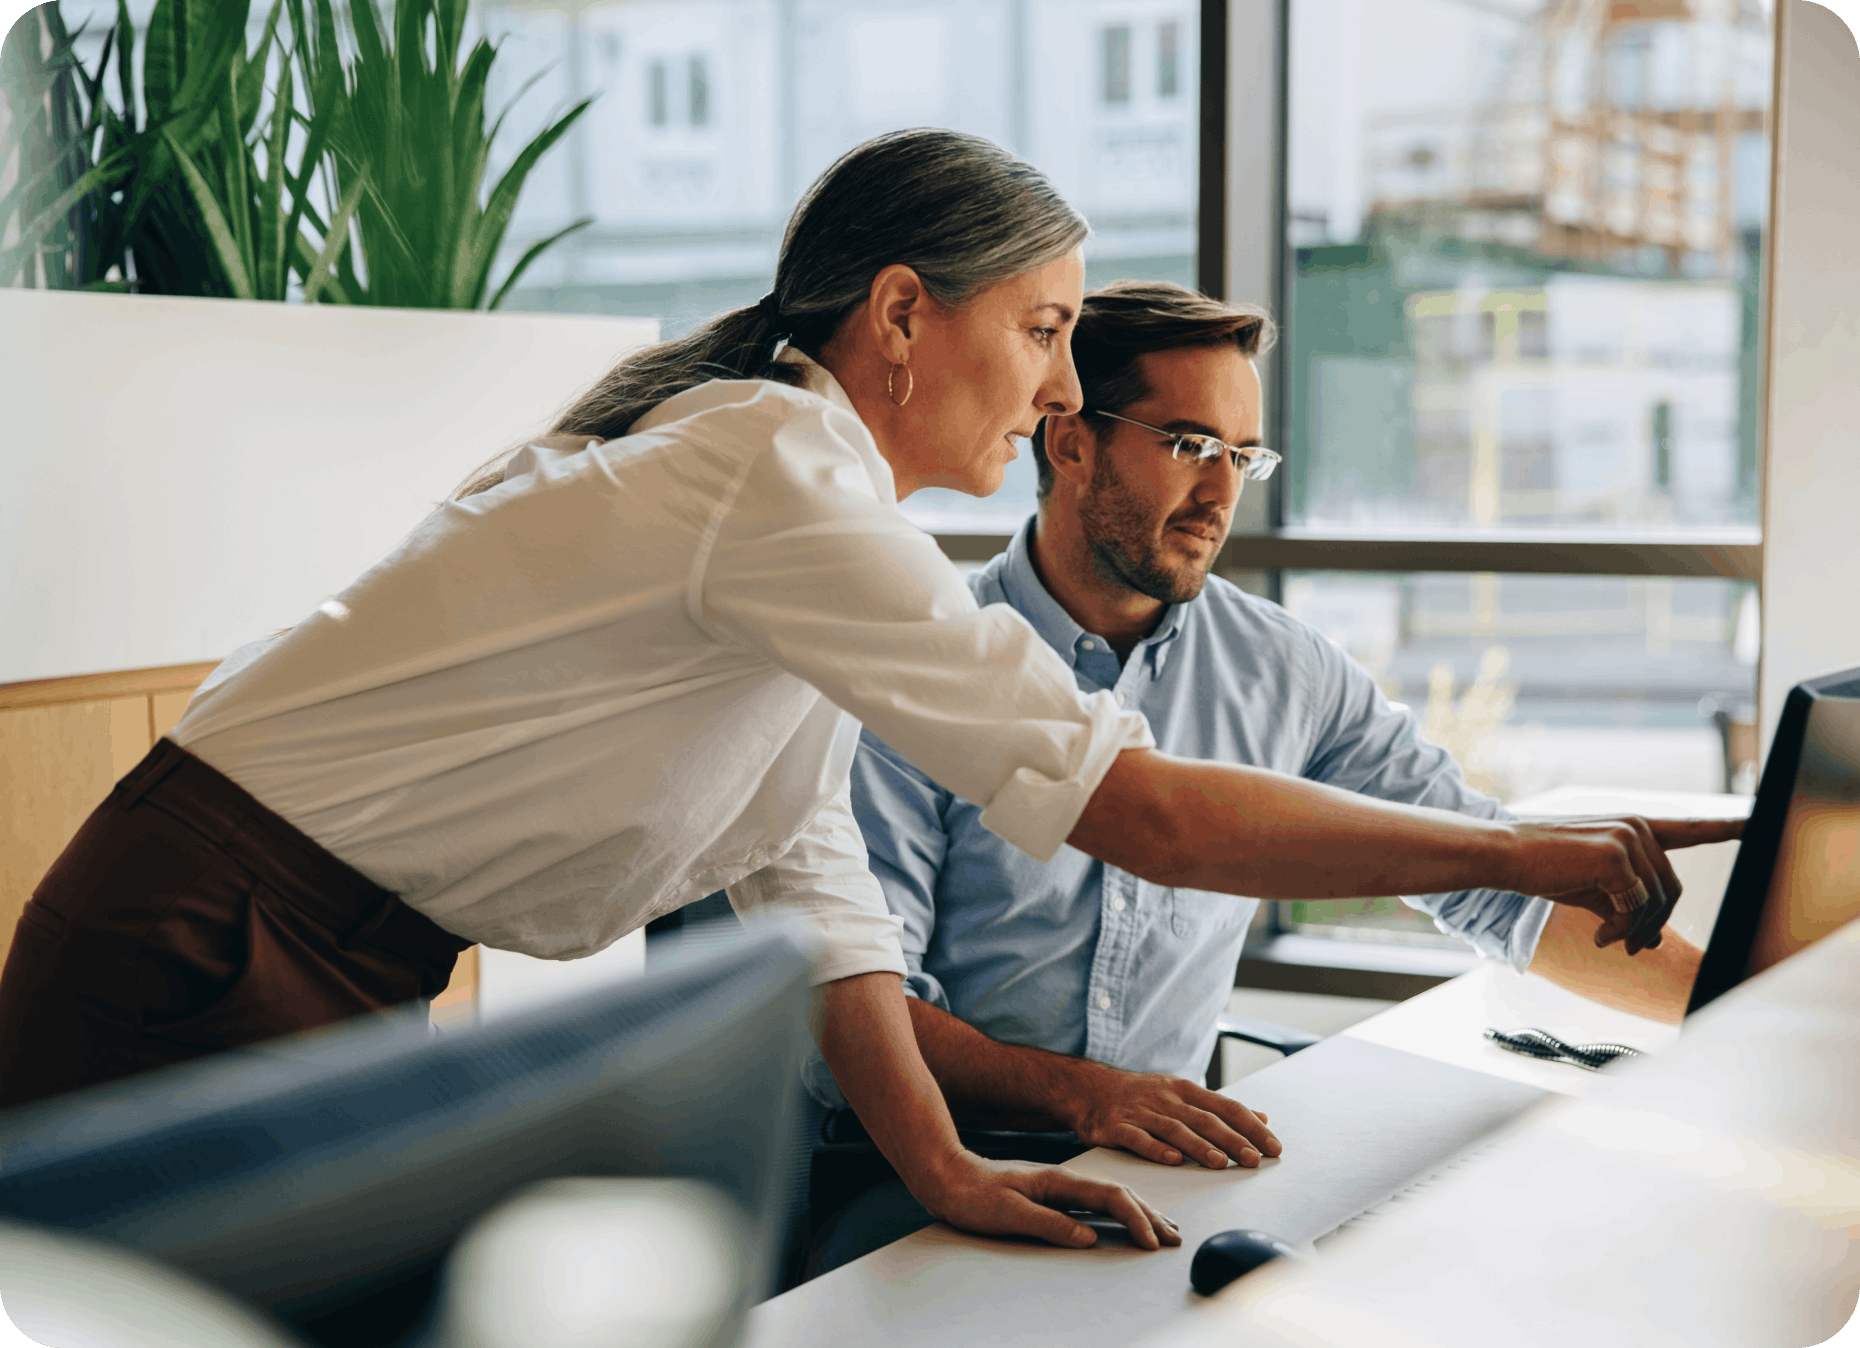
left=1170, top=889, right=1194, bottom=939
left=1170, top=888, right=1245, bottom=939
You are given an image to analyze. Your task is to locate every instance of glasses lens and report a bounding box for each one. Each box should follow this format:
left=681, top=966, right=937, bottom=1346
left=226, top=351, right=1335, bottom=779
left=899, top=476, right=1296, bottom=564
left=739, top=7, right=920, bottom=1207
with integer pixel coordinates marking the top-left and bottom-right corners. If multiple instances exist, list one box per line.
left=1242, top=449, right=1281, bottom=482
left=1173, top=435, right=1225, bottom=464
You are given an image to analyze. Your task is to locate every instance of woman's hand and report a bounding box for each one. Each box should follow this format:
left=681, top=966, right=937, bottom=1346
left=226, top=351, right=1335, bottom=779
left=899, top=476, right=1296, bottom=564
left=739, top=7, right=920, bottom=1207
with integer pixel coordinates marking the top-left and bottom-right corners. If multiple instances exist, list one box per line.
left=911, top=1151, right=1181, bottom=1250
left=1505, top=816, right=1744, bottom=954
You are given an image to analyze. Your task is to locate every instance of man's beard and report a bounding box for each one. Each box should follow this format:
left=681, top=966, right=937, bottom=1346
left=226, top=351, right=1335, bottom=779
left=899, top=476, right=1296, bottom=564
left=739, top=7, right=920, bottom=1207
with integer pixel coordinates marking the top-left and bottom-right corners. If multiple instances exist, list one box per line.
left=1077, top=452, right=1221, bottom=606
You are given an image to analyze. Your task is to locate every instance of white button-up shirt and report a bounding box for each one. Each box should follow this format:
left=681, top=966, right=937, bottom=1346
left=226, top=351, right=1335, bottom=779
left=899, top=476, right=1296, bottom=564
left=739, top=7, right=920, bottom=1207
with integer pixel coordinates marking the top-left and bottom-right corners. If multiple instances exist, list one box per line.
left=172, top=355, right=1153, bottom=982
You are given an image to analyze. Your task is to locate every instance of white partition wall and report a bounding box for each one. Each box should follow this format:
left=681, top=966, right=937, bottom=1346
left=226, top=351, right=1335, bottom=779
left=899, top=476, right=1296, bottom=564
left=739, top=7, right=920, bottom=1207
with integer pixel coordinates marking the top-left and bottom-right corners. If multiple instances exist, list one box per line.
left=1760, top=2, right=1860, bottom=747
left=0, top=292, right=657, bottom=683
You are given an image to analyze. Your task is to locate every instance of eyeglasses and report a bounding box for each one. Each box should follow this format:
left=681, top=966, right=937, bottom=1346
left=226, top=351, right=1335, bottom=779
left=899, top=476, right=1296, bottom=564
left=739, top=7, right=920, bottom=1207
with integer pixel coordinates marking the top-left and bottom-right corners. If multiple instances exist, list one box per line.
left=1092, top=410, right=1282, bottom=481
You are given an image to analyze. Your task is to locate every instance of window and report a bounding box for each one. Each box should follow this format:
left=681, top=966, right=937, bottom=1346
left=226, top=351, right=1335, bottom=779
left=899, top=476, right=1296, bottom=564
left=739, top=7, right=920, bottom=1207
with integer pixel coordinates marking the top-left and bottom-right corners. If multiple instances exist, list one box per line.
left=648, top=59, right=668, bottom=127
left=688, top=55, right=710, bottom=128
left=1102, top=24, right=1132, bottom=105
left=1158, top=20, right=1181, bottom=98
left=1258, top=0, right=1772, bottom=951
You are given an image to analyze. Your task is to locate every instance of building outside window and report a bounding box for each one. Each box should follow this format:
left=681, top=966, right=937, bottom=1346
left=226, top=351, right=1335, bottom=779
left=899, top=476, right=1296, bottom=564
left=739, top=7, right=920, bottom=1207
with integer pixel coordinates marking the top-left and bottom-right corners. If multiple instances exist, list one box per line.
left=1269, top=0, right=1771, bottom=949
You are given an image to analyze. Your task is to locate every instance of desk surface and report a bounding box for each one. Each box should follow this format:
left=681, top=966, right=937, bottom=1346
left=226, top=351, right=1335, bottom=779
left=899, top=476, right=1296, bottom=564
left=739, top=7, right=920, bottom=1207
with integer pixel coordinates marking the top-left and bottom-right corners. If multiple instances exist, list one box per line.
left=1138, top=918, right=1860, bottom=1348
left=746, top=965, right=1672, bottom=1348
left=745, top=789, right=1751, bottom=1348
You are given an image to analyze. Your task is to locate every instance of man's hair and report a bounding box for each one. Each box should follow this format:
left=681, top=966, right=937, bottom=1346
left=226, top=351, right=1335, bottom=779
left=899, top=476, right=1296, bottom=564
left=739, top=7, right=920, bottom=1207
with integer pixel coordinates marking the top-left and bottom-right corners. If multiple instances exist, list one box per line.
left=1033, top=280, right=1277, bottom=499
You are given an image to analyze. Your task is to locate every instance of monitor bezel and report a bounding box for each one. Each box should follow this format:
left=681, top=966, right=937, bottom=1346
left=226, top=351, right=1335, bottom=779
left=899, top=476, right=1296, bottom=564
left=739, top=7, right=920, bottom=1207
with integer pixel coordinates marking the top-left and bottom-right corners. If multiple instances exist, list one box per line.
left=1687, top=665, right=1860, bottom=1014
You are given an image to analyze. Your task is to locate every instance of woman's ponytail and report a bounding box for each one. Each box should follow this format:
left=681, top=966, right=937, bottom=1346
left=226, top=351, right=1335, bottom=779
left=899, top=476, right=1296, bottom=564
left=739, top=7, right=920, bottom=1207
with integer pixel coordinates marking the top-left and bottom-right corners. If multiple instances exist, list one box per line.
left=453, top=128, right=1087, bottom=500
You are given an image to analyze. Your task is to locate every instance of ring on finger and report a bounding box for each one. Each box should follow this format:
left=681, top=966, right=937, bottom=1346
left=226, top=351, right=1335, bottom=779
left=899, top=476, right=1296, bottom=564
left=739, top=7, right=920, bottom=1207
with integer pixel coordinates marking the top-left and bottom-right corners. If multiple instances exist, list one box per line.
left=1605, top=878, right=1651, bottom=913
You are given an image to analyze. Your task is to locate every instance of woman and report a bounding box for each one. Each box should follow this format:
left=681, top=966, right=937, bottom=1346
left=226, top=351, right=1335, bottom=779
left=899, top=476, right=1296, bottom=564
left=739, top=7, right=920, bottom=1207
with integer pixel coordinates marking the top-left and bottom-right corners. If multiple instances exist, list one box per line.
left=0, top=130, right=1733, bottom=1251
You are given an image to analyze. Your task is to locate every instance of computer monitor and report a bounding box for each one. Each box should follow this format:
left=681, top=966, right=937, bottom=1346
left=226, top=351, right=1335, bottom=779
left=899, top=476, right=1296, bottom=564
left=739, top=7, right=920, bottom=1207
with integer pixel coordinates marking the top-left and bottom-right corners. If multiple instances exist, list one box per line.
left=1689, top=666, right=1860, bottom=1013
left=0, top=922, right=816, bottom=1348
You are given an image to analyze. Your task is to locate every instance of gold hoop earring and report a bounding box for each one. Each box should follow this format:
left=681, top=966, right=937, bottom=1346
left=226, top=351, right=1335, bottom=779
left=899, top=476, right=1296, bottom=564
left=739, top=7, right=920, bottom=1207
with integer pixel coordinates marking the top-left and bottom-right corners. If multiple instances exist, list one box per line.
left=887, top=362, right=914, bottom=408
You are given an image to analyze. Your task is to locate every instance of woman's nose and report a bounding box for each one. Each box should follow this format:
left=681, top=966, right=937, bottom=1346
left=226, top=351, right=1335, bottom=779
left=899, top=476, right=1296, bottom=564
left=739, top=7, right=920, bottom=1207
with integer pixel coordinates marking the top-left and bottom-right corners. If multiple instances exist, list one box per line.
left=1040, top=348, right=1084, bottom=417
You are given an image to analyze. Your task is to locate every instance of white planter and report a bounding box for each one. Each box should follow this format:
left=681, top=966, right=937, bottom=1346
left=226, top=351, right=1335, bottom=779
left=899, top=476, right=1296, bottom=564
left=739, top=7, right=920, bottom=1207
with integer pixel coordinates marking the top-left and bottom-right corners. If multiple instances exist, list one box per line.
left=0, top=290, right=657, bottom=684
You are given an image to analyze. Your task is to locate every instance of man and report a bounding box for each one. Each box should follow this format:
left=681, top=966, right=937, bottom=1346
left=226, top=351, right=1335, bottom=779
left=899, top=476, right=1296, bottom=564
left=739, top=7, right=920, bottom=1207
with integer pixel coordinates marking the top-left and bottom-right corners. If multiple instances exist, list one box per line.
left=803, top=280, right=1704, bottom=1267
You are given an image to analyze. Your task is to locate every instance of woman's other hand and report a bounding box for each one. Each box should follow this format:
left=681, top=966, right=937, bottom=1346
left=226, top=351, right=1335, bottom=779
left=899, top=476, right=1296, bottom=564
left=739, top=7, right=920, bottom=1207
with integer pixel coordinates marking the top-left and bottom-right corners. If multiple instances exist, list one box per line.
left=912, top=1152, right=1181, bottom=1250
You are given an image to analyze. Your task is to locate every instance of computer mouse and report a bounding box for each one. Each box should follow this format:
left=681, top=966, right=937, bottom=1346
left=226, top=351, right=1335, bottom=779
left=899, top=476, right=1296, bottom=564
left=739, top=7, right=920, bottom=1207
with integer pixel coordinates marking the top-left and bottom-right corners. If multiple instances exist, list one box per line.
left=1189, top=1228, right=1301, bottom=1295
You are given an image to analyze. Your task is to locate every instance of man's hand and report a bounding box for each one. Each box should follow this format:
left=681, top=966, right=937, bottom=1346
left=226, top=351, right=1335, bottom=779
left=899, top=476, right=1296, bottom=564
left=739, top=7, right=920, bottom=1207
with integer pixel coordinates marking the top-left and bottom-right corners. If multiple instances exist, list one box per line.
left=1061, top=1060, right=1280, bottom=1171
left=1506, top=816, right=1745, bottom=955
left=912, top=1151, right=1181, bottom=1250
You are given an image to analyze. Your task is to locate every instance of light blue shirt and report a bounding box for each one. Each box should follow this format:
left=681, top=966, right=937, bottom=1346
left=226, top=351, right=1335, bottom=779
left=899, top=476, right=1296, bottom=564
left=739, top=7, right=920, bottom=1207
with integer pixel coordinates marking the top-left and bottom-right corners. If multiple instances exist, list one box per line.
left=805, top=518, right=1549, bottom=1107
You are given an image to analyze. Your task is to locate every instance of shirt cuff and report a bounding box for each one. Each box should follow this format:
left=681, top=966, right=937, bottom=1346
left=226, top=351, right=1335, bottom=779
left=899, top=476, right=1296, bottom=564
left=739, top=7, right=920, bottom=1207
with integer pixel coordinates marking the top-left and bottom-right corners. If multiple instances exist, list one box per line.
left=1405, top=888, right=1552, bottom=974
left=977, top=694, right=1155, bottom=862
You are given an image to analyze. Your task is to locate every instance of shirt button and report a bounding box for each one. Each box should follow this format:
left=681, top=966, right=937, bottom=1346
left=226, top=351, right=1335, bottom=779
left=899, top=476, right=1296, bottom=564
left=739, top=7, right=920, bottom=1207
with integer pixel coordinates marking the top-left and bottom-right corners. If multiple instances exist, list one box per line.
left=1111, top=896, right=1127, bottom=911
left=1115, top=691, right=1127, bottom=706
left=1097, top=994, right=1112, bottom=1010
left=1081, top=638, right=1095, bottom=650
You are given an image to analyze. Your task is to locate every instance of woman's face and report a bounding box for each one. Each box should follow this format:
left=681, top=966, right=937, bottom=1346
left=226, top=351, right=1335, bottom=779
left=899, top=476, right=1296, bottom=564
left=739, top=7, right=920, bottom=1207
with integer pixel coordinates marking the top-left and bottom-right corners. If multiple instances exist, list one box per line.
left=863, top=249, right=1088, bottom=500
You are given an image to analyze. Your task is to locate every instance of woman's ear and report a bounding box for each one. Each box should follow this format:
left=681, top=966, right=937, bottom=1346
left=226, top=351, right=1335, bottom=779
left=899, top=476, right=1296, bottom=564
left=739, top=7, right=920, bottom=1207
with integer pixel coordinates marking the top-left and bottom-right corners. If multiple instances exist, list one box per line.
left=1043, top=413, right=1096, bottom=492
left=865, top=264, right=927, bottom=364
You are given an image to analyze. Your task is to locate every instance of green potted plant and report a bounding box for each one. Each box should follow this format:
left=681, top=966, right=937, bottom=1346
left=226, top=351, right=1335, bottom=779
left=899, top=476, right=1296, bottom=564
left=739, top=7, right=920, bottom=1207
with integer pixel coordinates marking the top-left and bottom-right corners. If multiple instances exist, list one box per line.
left=0, top=0, right=591, bottom=308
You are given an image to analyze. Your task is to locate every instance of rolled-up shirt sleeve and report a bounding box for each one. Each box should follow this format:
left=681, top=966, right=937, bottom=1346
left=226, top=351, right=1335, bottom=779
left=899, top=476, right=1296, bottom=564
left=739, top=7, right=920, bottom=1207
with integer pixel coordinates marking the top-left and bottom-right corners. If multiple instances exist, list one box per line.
left=697, top=399, right=1153, bottom=863
left=725, top=773, right=906, bottom=987
left=1299, top=629, right=1551, bottom=972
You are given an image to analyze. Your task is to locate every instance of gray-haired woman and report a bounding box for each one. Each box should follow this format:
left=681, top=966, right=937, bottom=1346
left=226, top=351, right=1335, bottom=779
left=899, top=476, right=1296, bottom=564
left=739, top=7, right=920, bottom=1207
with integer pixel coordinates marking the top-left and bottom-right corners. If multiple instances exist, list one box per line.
left=0, top=128, right=1736, bottom=1250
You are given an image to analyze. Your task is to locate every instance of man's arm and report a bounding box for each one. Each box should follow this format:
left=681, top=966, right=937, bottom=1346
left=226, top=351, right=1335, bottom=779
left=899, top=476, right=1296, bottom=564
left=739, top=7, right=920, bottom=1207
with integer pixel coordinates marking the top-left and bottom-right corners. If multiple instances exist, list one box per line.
left=1527, top=903, right=1703, bottom=1022
left=906, top=998, right=1281, bottom=1172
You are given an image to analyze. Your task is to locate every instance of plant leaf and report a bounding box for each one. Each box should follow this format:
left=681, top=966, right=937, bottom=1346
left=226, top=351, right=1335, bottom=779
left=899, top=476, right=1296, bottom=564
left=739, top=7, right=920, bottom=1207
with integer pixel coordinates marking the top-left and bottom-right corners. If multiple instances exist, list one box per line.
left=300, top=168, right=365, bottom=301
left=217, top=70, right=256, bottom=287
left=114, top=0, right=138, bottom=131
left=142, top=0, right=182, bottom=119
left=259, top=56, right=291, bottom=297
left=459, top=96, right=590, bottom=308
left=236, top=0, right=285, bottom=135
left=486, top=214, right=590, bottom=311
left=160, top=124, right=254, bottom=297
left=0, top=151, right=134, bottom=278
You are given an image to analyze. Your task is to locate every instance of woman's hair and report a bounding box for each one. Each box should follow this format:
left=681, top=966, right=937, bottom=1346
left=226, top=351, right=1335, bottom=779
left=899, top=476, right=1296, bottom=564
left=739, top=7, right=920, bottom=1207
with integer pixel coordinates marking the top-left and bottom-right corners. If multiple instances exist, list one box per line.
left=453, top=128, right=1090, bottom=499
left=1031, top=280, right=1277, bottom=499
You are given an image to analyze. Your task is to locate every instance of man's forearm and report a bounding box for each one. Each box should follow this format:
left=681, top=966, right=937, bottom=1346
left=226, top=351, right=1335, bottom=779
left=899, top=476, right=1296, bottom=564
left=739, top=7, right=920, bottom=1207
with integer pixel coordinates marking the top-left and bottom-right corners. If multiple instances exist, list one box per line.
left=906, top=997, right=1096, bottom=1132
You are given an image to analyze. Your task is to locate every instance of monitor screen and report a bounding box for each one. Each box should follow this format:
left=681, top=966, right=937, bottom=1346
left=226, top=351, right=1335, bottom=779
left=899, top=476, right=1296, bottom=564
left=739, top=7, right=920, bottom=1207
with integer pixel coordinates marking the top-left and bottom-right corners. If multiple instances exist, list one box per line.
left=1690, top=668, right=1860, bottom=1012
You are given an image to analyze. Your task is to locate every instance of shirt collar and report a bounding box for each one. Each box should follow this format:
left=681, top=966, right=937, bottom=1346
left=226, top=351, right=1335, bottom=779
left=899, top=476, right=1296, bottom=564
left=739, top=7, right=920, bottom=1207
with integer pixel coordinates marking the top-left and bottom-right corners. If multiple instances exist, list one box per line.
left=999, top=517, right=1188, bottom=677
left=778, top=346, right=857, bottom=417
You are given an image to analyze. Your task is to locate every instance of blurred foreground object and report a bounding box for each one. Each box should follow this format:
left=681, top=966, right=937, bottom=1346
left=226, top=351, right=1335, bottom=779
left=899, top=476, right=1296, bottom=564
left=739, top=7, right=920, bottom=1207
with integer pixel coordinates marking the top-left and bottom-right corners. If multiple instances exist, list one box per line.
left=430, top=1178, right=746, bottom=1348
left=0, top=924, right=813, bottom=1348
left=0, top=1218, right=303, bottom=1348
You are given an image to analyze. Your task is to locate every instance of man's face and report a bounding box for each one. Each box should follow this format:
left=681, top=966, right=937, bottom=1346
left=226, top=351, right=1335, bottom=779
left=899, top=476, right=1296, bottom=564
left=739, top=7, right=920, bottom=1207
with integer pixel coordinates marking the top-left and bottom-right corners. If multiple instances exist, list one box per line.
left=1075, top=345, right=1263, bottom=605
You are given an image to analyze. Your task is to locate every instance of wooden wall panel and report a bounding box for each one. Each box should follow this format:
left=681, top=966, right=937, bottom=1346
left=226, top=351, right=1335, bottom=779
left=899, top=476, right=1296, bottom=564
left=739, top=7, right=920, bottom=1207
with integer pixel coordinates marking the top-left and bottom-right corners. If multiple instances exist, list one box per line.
left=0, top=700, right=125, bottom=969
left=150, top=690, right=194, bottom=741
left=0, top=662, right=479, bottom=1018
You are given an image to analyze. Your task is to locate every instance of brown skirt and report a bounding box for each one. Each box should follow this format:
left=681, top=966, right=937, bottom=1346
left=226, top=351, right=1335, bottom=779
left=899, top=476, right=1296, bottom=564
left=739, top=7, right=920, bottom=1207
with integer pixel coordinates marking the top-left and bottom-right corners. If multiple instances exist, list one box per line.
left=0, top=739, right=470, bottom=1111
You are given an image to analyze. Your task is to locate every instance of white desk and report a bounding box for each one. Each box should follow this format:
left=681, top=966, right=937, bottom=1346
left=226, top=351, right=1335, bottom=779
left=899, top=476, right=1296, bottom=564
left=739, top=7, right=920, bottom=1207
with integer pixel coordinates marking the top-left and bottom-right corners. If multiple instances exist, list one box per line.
left=1137, top=916, right=1860, bottom=1348
left=748, top=792, right=1749, bottom=1348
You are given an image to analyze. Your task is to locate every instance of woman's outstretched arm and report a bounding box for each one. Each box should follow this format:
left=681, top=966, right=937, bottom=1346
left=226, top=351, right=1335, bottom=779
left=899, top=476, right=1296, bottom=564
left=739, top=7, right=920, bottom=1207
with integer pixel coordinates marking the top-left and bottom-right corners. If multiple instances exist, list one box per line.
left=1071, top=749, right=1745, bottom=955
